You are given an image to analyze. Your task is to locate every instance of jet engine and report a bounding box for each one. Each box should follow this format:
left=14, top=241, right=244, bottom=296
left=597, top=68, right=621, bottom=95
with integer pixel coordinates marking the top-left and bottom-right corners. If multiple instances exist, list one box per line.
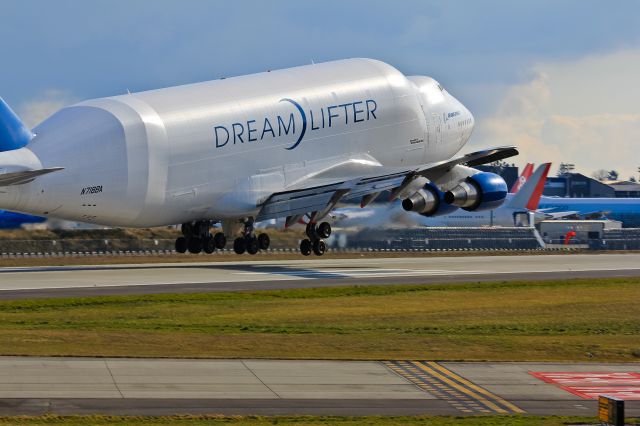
left=443, top=172, right=507, bottom=212
left=401, top=184, right=459, bottom=217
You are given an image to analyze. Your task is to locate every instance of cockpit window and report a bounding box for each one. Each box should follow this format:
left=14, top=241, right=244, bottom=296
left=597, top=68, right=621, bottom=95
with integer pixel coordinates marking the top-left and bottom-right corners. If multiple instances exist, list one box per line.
left=437, top=84, right=444, bottom=92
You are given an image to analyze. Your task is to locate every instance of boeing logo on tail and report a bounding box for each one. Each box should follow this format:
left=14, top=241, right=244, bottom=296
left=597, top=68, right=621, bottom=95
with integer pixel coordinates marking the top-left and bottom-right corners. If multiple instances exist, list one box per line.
left=213, top=98, right=378, bottom=150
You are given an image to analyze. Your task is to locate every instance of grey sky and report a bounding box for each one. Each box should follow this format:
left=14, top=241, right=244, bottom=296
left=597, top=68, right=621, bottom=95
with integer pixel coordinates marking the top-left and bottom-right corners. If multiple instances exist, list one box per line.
left=2, top=0, right=639, bottom=177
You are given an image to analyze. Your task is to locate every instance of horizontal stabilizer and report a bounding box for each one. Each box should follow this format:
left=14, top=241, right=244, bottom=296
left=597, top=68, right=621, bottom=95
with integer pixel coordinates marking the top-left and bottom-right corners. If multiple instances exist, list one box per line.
left=0, top=167, right=64, bottom=186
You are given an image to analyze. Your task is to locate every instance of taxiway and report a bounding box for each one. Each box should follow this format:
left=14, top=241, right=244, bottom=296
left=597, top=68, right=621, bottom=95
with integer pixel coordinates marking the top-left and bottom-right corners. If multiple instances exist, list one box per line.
left=0, top=357, right=638, bottom=416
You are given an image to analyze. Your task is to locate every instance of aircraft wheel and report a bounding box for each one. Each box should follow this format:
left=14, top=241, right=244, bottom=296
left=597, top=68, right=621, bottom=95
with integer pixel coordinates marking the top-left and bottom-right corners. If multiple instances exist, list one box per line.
left=257, top=233, right=270, bottom=250
left=233, top=237, right=246, bottom=255
left=203, top=236, right=216, bottom=254
left=187, top=237, right=203, bottom=254
left=246, top=237, right=259, bottom=255
left=317, top=222, right=331, bottom=238
left=312, top=239, right=326, bottom=256
left=175, top=237, right=187, bottom=253
left=213, top=232, right=227, bottom=249
left=299, top=239, right=312, bottom=256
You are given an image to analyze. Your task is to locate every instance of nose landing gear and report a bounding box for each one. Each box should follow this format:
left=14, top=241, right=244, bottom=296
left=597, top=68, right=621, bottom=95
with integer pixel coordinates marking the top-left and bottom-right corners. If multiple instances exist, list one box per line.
left=299, top=221, right=330, bottom=256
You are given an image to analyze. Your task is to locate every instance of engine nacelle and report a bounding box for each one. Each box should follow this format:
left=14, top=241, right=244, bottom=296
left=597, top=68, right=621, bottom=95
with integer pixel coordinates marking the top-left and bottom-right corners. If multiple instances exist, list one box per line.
left=401, top=184, right=459, bottom=217
left=443, top=172, right=507, bottom=212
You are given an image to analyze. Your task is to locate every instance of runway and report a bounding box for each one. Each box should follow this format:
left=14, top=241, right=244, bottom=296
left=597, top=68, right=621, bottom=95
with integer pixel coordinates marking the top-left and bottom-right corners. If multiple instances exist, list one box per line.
left=0, top=253, right=639, bottom=299
left=0, top=357, right=638, bottom=416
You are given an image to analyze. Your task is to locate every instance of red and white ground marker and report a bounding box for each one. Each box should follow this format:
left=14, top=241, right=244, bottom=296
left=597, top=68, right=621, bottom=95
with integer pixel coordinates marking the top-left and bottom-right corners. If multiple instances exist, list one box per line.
left=530, top=372, right=640, bottom=400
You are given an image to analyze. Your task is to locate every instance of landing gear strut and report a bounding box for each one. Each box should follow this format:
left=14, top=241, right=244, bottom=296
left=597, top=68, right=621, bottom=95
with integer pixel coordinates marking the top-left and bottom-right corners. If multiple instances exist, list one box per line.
left=175, top=220, right=227, bottom=255
left=300, top=221, right=331, bottom=256
left=232, top=218, right=271, bottom=256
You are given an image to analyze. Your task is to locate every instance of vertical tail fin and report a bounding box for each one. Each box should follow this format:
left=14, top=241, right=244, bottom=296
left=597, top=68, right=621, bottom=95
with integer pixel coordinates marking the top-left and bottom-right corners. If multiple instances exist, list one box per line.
left=0, top=97, right=33, bottom=152
left=510, top=163, right=533, bottom=193
left=507, top=163, right=551, bottom=210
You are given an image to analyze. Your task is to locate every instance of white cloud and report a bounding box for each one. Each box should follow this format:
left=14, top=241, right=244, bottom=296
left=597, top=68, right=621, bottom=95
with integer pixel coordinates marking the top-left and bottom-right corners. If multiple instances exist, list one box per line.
left=471, top=49, right=640, bottom=180
left=18, top=89, right=77, bottom=128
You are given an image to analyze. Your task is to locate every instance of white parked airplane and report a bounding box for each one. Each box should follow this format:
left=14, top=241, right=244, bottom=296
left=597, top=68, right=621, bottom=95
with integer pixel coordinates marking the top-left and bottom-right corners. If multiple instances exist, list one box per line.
left=0, top=58, right=517, bottom=256
left=331, top=163, right=551, bottom=228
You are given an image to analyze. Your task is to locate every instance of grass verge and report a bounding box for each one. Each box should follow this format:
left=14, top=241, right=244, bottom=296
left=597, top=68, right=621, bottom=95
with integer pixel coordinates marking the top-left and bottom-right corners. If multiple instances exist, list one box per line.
left=1, top=278, right=639, bottom=361
left=0, top=415, right=614, bottom=426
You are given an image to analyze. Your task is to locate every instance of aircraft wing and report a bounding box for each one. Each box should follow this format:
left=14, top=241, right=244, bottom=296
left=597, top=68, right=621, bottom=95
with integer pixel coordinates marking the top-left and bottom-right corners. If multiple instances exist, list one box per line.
left=256, top=146, right=517, bottom=221
left=537, top=210, right=578, bottom=220
left=538, top=209, right=609, bottom=220
left=0, top=167, right=64, bottom=186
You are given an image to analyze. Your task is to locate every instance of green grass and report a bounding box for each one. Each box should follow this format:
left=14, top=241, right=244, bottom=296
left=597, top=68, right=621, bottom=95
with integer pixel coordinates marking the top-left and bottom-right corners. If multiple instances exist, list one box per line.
left=1, top=278, right=639, bottom=361
left=0, top=415, right=613, bottom=426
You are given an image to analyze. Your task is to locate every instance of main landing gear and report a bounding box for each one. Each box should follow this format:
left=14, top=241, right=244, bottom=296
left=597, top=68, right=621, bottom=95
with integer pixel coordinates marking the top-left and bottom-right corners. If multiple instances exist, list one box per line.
left=174, top=221, right=227, bottom=254
left=232, top=219, right=270, bottom=256
left=300, top=221, right=331, bottom=256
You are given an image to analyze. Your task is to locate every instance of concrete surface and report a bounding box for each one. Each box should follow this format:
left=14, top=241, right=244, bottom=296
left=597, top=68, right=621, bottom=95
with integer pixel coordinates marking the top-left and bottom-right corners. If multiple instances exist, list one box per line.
left=0, top=357, right=638, bottom=416
left=0, top=253, right=639, bottom=299
left=0, top=358, right=431, bottom=400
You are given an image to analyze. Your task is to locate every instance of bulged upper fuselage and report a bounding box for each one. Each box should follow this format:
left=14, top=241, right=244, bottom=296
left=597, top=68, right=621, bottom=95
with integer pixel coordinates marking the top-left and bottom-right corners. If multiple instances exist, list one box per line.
left=0, top=58, right=474, bottom=227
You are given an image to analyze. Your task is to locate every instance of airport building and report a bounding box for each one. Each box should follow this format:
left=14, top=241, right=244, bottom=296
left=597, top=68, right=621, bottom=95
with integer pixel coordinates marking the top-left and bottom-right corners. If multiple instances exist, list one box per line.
left=607, top=180, right=640, bottom=197
left=543, top=173, right=640, bottom=198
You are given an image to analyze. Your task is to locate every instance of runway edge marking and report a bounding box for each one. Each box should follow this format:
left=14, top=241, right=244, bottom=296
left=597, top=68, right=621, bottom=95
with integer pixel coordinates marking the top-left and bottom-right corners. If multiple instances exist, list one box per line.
left=383, top=360, right=524, bottom=414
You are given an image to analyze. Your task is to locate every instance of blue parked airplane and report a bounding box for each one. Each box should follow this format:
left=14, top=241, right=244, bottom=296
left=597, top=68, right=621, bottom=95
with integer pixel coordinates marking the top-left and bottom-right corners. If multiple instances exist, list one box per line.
left=537, top=196, right=640, bottom=228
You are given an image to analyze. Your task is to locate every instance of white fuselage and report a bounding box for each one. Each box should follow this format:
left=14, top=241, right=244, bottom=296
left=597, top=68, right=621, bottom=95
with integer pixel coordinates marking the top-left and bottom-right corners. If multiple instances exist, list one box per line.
left=0, top=59, right=474, bottom=227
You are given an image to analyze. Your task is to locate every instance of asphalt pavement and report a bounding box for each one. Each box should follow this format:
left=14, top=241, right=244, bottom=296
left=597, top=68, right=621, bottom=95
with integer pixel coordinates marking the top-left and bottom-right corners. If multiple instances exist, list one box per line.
left=0, top=253, right=638, bottom=299
left=0, top=357, right=638, bottom=416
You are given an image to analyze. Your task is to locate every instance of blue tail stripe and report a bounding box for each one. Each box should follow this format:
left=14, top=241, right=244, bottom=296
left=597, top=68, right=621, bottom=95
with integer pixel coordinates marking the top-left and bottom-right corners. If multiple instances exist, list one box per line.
left=0, top=97, right=32, bottom=152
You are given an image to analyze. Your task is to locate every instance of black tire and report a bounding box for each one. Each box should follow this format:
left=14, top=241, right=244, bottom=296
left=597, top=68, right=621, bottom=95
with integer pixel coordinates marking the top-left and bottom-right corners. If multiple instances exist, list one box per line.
left=257, top=233, right=270, bottom=250
left=317, top=222, right=332, bottom=239
left=299, top=239, right=312, bottom=256
left=312, top=239, right=326, bottom=256
left=246, top=237, right=259, bottom=255
left=187, top=237, right=203, bottom=254
left=233, top=237, right=246, bottom=255
left=175, top=237, right=187, bottom=253
left=203, top=236, right=216, bottom=254
left=213, top=232, right=227, bottom=249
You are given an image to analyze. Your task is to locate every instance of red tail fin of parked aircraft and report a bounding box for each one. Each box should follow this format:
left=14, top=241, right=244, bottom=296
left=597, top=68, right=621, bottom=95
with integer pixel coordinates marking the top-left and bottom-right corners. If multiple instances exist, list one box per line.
left=510, top=163, right=533, bottom=193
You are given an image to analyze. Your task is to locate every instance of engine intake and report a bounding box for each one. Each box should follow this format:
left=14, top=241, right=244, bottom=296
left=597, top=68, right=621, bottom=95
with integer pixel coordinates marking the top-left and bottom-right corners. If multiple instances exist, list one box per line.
left=444, top=172, right=507, bottom=212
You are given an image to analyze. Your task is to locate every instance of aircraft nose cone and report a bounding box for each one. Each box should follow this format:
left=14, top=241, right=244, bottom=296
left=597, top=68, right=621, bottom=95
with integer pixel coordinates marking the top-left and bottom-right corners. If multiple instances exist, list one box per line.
left=467, top=107, right=475, bottom=129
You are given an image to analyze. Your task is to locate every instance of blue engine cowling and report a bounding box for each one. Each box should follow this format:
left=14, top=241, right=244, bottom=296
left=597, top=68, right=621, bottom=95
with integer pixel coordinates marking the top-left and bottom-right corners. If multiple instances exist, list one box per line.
left=401, top=183, right=459, bottom=217
left=443, top=172, right=507, bottom=212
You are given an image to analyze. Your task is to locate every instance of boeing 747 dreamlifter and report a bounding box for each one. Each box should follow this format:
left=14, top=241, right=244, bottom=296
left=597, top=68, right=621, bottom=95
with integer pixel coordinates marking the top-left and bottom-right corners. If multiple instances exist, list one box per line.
left=0, top=58, right=517, bottom=255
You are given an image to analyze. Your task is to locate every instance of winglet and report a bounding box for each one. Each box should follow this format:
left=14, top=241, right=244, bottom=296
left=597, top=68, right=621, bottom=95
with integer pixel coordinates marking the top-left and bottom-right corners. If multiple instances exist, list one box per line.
left=0, top=98, right=33, bottom=152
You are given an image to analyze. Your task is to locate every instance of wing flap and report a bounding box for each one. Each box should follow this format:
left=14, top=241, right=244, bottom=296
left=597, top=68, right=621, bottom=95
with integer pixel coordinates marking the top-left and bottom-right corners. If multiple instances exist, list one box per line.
left=258, top=182, right=346, bottom=220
